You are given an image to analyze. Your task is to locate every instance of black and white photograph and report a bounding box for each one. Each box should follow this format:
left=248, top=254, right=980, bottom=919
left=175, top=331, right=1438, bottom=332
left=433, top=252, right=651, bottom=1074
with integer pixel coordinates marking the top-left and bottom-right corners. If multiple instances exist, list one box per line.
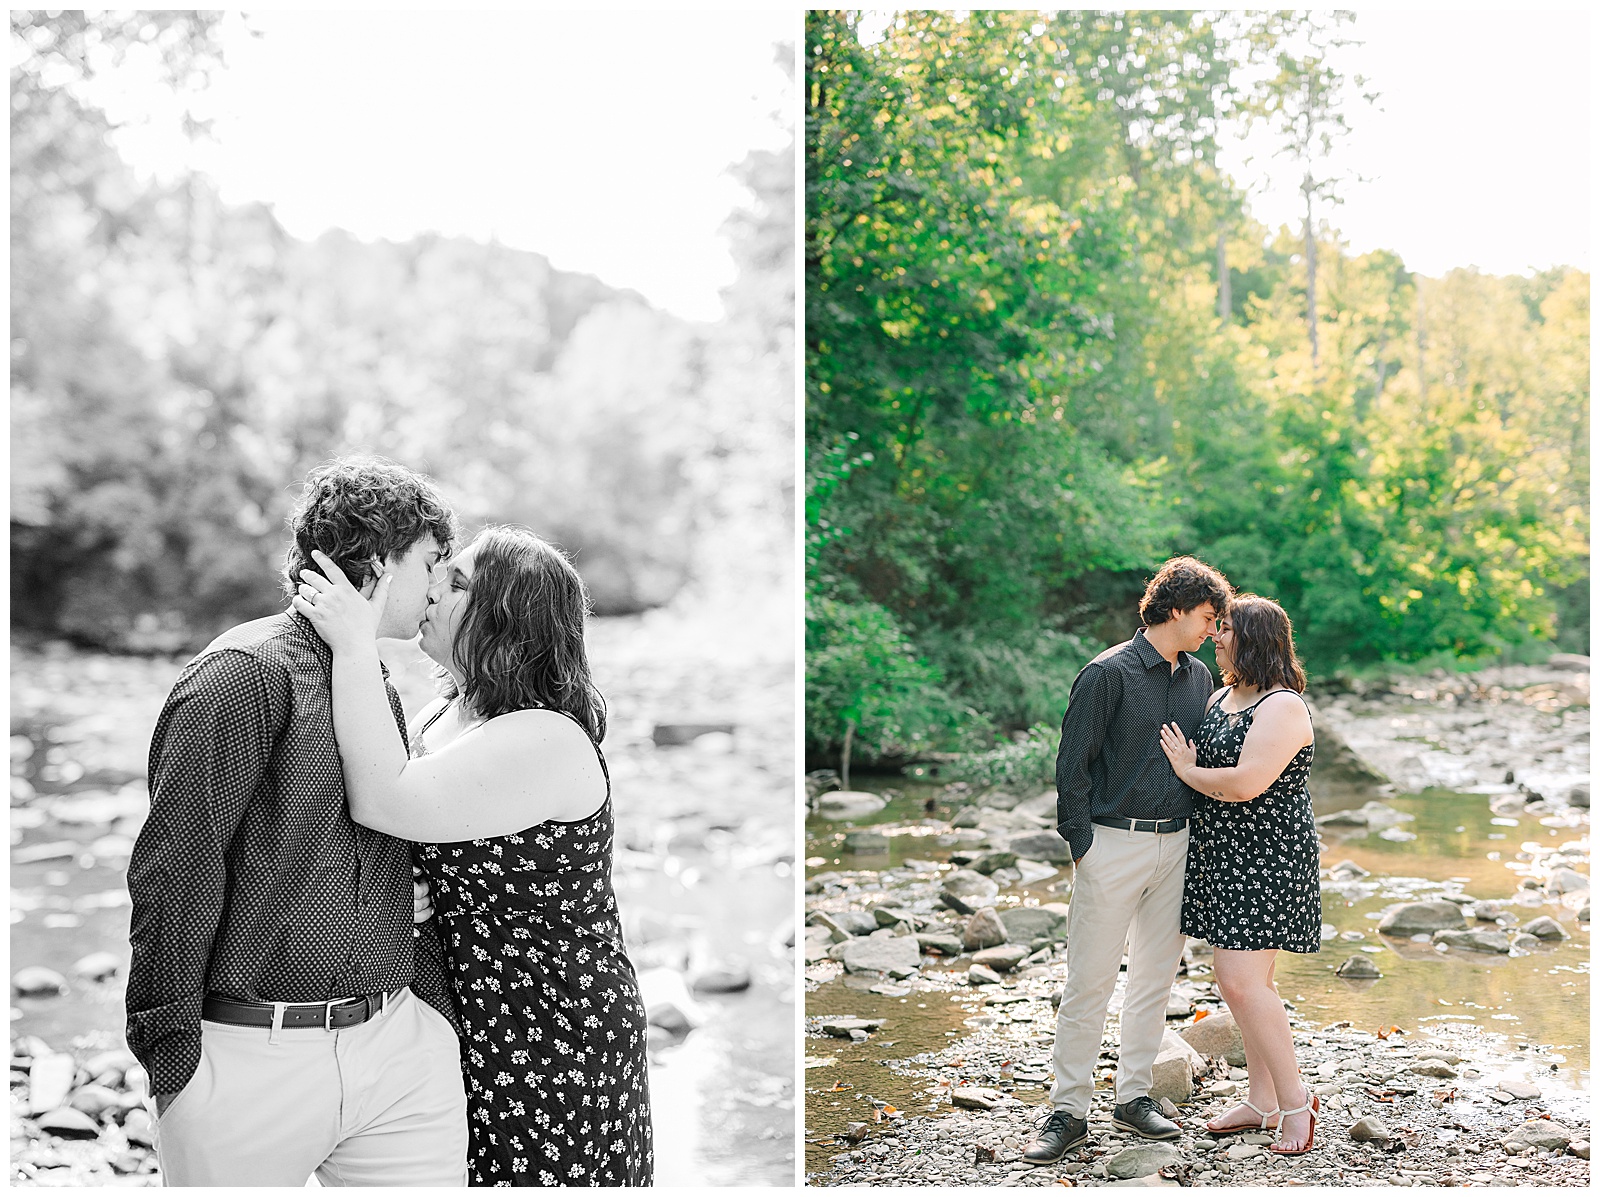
left=11, top=10, right=796, bottom=1187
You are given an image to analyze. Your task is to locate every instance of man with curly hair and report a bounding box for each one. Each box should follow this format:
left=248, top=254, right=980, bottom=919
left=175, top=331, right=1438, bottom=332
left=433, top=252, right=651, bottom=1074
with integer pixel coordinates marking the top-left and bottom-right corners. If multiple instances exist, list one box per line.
left=1024, top=555, right=1232, bottom=1163
left=127, top=456, right=469, bottom=1185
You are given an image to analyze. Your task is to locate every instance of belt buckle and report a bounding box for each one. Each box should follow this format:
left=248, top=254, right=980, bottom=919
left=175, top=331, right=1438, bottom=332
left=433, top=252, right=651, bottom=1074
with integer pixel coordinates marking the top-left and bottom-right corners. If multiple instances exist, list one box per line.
left=322, top=997, right=348, bottom=1032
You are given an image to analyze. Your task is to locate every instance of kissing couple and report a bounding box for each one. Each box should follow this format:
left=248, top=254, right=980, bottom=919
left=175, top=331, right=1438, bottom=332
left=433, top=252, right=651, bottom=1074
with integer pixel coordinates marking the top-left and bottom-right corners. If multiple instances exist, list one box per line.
left=126, top=456, right=653, bottom=1186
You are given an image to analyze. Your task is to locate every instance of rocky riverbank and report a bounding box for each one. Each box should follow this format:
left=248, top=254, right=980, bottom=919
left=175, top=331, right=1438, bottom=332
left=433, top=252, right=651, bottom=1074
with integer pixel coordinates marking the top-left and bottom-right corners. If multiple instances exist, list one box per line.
left=804, top=659, right=1590, bottom=1186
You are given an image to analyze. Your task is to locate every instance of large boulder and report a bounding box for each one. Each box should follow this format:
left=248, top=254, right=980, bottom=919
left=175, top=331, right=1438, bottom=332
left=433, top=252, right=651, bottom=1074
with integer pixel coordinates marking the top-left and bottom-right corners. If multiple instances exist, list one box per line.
left=1177, top=1009, right=1246, bottom=1067
left=1521, top=915, right=1569, bottom=940
left=1547, top=867, right=1590, bottom=895
left=1503, top=1120, right=1574, bottom=1152
left=942, top=869, right=1000, bottom=914
left=998, top=905, right=1068, bottom=944
left=1432, top=929, right=1510, bottom=953
left=1005, top=831, right=1075, bottom=864
left=1148, top=1028, right=1205, bottom=1104
left=969, top=850, right=1019, bottom=875
left=1377, top=901, right=1467, bottom=935
left=839, top=936, right=921, bottom=977
left=816, top=791, right=887, bottom=820
left=962, top=908, right=1008, bottom=951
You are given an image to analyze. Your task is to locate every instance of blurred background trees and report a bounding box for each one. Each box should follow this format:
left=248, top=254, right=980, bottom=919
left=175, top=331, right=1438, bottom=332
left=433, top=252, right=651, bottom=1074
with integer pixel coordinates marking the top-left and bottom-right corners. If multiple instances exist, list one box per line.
left=805, top=10, right=1588, bottom=770
left=12, top=12, right=795, bottom=651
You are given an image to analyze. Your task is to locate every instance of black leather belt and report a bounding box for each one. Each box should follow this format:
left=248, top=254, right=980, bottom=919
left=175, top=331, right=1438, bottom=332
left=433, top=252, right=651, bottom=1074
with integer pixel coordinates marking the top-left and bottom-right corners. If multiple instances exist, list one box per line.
left=1092, top=815, right=1188, bottom=834
left=201, top=989, right=402, bottom=1031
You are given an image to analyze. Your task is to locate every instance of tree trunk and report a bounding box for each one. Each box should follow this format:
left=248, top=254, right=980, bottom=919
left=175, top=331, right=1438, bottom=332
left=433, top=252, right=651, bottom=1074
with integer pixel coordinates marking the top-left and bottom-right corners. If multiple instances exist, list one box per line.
left=1216, top=223, right=1231, bottom=322
left=1302, top=173, right=1319, bottom=370
left=840, top=720, right=855, bottom=792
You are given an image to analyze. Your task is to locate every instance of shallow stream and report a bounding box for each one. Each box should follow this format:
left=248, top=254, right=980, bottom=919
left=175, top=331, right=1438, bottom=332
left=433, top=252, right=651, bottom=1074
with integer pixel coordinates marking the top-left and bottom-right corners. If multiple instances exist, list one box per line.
left=804, top=782, right=1590, bottom=1173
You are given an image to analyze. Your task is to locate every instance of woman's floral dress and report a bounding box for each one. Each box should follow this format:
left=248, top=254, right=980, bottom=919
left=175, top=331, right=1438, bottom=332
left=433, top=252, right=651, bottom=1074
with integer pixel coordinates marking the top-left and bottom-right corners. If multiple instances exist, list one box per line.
left=1180, top=687, right=1322, bottom=954
left=414, top=704, right=653, bottom=1186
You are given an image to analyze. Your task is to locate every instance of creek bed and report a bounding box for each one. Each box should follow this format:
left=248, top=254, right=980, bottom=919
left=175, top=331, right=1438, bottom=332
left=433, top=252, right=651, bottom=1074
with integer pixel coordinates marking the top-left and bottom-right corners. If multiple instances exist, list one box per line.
left=804, top=779, right=1589, bottom=1181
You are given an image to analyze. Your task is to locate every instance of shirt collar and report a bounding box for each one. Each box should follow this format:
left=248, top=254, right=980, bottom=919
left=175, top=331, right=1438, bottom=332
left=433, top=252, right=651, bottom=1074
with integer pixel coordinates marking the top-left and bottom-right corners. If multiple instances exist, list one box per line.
left=1133, top=627, right=1190, bottom=672
left=283, top=608, right=391, bottom=678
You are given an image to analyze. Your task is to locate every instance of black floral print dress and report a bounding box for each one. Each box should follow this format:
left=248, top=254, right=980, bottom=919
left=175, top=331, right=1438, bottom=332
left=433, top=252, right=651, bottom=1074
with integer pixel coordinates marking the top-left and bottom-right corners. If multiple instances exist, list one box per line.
left=414, top=704, right=653, bottom=1186
left=1180, top=687, right=1322, bottom=953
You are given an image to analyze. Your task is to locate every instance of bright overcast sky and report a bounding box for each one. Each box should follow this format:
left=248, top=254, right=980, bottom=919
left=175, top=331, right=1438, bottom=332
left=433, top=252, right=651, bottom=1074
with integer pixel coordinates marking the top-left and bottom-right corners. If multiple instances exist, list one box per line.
left=1218, top=9, right=1589, bottom=277
left=102, top=11, right=795, bottom=322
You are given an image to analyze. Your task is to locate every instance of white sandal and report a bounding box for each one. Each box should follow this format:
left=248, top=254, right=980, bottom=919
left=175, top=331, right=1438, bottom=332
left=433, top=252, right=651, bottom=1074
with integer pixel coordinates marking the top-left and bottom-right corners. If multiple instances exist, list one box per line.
left=1269, top=1092, right=1320, bottom=1155
left=1205, top=1097, right=1281, bottom=1136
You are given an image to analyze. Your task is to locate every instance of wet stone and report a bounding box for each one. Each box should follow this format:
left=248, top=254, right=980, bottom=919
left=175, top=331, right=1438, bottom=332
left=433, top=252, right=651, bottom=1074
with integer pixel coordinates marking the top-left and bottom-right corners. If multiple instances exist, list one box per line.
left=970, top=945, right=1029, bottom=973
left=962, top=908, right=1007, bottom=951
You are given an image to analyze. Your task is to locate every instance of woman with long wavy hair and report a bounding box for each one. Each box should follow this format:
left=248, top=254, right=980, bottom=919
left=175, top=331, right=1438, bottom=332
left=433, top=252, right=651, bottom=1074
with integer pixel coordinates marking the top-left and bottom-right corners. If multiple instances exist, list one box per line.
left=294, top=525, right=652, bottom=1186
left=1158, top=594, right=1321, bottom=1156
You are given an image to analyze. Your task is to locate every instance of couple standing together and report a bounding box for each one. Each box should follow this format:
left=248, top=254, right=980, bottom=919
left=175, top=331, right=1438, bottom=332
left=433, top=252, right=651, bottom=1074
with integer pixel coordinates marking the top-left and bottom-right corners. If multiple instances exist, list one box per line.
left=125, top=457, right=653, bottom=1186
left=1025, top=556, right=1323, bottom=1163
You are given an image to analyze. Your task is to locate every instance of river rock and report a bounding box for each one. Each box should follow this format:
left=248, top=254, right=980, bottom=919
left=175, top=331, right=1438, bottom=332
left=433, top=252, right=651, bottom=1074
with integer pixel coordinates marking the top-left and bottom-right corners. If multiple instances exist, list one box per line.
left=968, top=963, right=1004, bottom=986
left=1328, top=859, right=1369, bottom=880
left=1471, top=900, right=1508, bottom=921
left=943, top=870, right=1000, bottom=914
left=1149, top=1029, right=1204, bottom=1104
left=1335, top=955, right=1383, bottom=979
left=823, top=910, right=879, bottom=938
left=1495, top=1078, right=1542, bottom=1100
left=873, top=905, right=919, bottom=929
left=1318, top=800, right=1408, bottom=829
left=1005, top=831, right=1074, bottom=864
left=969, top=850, right=1018, bottom=875
left=691, top=963, right=752, bottom=993
left=29, top=1052, right=77, bottom=1114
left=122, top=1108, right=155, bottom=1147
left=1105, top=1142, right=1182, bottom=1179
left=1569, top=1140, right=1590, bottom=1160
left=1431, top=928, right=1510, bottom=953
left=842, top=830, right=890, bottom=854
left=962, top=908, right=1008, bottom=950
left=84, top=1049, right=137, bottom=1086
left=1377, top=901, right=1466, bottom=935
left=1546, top=867, right=1589, bottom=894
left=12, top=966, right=69, bottom=997
left=915, top=932, right=964, bottom=956
left=1408, top=1059, right=1458, bottom=1078
left=34, top=1107, right=101, bottom=1137
left=840, top=936, right=921, bottom=976
left=1568, top=784, right=1589, bottom=809
left=67, top=1083, right=122, bottom=1118
left=71, top=951, right=121, bottom=982
left=1349, top=1115, right=1392, bottom=1142
left=1179, top=1009, right=1246, bottom=1066
left=997, top=906, right=1068, bottom=944
left=950, top=806, right=983, bottom=828
left=821, top=1017, right=885, bottom=1039
left=1503, top=1120, right=1574, bottom=1152
left=980, top=790, right=1023, bottom=811
left=1521, top=915, right=1568, bottom=940
left=971, top=944, right=1029, bottom=973
left=952, top=1086, right=1002, bottom=1110
left=817, top=791, right=887, bottom=820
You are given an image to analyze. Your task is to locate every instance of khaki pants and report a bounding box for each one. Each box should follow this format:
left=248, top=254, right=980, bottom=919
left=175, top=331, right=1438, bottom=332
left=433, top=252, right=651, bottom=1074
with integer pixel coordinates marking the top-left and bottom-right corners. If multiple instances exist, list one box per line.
left=1048, top=824, right=1189, bottom=1117
left=155, top=987, right=467, bottom=1187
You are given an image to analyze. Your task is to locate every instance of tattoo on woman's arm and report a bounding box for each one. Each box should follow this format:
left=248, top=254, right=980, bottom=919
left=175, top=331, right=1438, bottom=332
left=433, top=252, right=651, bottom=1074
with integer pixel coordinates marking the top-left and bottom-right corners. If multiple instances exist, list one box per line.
left=1208, top=789, right=1226, bottom=800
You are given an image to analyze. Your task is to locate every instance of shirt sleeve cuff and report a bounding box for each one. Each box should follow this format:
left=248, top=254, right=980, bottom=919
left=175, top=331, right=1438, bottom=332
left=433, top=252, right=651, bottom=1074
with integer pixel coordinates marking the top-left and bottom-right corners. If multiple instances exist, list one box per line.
left=126, top=994, right=204, bottom=1096
left=1060, top=823, right=1092, bottom=861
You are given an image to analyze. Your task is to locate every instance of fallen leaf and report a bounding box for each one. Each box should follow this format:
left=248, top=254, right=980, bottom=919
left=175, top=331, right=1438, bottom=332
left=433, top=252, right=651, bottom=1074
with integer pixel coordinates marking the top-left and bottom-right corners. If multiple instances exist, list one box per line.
left=830, top=1082, right=853, bottom=1092
left=1193, top=1009, right=1209, bottom=1021
left=882, top=1106, right=898, bottom=1116
left=1055, top=1179, right=1075, bottom=1187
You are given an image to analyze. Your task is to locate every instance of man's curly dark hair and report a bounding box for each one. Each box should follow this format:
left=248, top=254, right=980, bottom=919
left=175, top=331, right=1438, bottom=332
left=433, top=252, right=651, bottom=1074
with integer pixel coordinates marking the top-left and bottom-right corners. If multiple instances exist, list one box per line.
left=1138, top=556, right=1232, bottom=627
left=281, top=456, right=458, bottom=599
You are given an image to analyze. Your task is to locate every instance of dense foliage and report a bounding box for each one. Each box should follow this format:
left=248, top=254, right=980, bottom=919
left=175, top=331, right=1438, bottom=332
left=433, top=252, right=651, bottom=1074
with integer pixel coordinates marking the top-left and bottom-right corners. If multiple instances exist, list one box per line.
left=805, top=11, right=1588, bottom=770
left=12, top=14, right=794, bottom=651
